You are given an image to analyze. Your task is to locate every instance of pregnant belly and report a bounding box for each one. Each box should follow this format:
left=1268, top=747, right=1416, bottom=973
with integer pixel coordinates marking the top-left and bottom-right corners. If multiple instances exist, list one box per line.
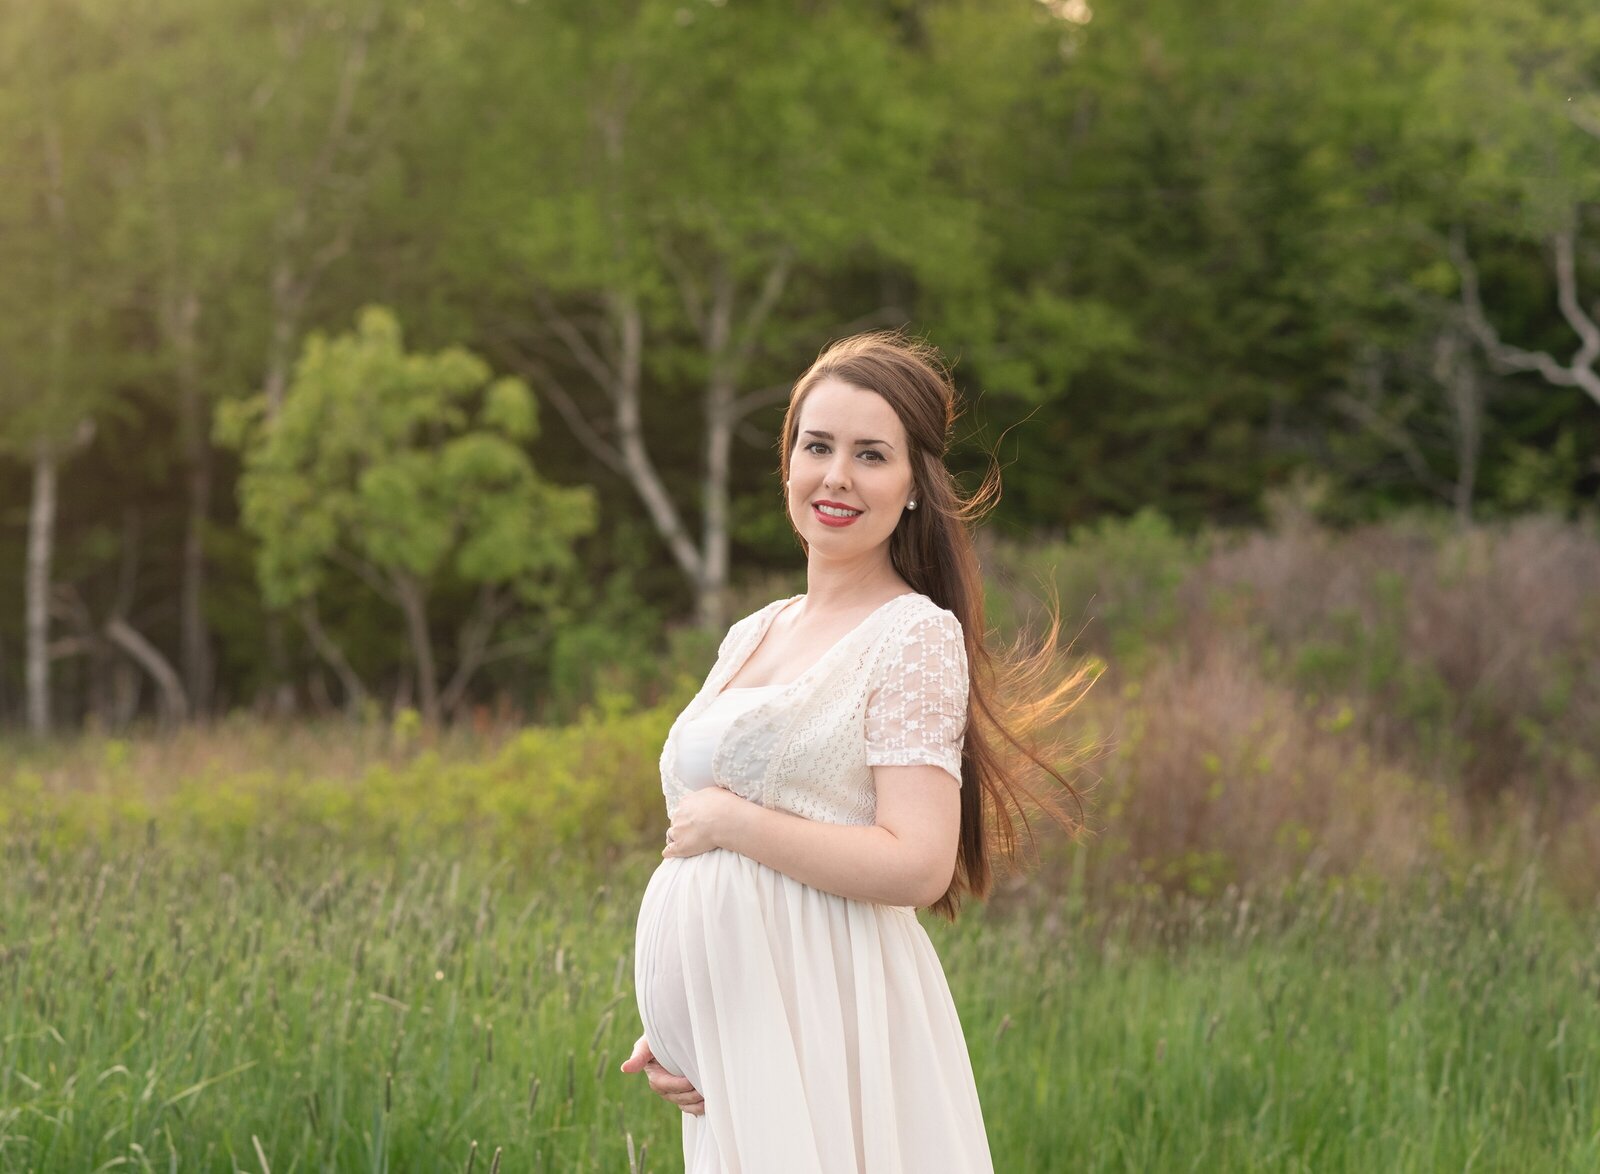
left=634, top=847, right=798, bottom=1088
left=633, top=849, right=922, bottom=1094
left=633, top=854, right=708, bottom=1086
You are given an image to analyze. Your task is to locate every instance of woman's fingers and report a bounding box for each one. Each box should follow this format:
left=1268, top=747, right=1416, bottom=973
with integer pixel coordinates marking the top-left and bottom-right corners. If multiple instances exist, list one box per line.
left=644, top=1059, right=704, bottom=1112
left=618, top=1034, right=653, bottom=1074
left=623, top=1042, right=707, bottom=1115
left=642, top=1058, right=695, bottom=1093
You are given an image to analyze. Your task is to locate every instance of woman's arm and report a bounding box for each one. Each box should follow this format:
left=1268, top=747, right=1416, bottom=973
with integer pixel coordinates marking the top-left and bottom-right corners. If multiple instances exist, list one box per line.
left=663, top=765, right=960, bottom=907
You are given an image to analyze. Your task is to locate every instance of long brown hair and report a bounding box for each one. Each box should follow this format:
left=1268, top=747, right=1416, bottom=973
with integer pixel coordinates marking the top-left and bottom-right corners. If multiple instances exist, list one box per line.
left=778, top=330, right=1097, bottom=920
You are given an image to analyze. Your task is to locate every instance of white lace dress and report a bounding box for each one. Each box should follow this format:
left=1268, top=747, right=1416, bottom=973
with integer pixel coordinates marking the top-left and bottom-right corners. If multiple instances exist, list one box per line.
left=633, top=592, right=994, bottom=1174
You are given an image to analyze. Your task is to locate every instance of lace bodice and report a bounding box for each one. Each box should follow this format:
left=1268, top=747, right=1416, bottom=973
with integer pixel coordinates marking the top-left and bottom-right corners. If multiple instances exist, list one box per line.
left=659, top=592, right=970, bottom=826
left=673, top=685, right=783, bottom=790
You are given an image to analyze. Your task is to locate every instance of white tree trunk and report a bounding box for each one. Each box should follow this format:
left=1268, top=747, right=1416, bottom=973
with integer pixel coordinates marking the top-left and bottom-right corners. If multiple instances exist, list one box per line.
left=25, top=437, right=57, bottom=734
left=701, top=265, right=737, bottom=632
left=517, top=247, right=794, bottom=633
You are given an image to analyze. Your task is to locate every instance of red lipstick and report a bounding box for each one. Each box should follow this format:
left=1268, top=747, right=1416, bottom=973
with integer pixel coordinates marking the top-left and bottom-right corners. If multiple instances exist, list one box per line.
left=812, top=500, right=863, bottom=527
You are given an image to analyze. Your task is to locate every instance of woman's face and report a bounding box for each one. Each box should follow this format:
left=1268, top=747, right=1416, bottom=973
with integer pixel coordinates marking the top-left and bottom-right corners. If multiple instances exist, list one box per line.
left=787, top=377, right=915, bottom=562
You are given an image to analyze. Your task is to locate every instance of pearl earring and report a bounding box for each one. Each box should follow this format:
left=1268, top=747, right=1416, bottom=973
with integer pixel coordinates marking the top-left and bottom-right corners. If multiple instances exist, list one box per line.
left=907, top=499, right=917, bottom=510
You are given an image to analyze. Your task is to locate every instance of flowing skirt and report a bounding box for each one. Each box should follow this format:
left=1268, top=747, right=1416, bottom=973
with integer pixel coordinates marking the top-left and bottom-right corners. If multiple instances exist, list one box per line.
left=633, top=849, right=994, bottom=1174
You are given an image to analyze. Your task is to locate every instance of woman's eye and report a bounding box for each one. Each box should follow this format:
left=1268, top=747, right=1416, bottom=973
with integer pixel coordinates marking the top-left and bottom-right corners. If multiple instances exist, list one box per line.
left=805, top=442, right=885, bottom=462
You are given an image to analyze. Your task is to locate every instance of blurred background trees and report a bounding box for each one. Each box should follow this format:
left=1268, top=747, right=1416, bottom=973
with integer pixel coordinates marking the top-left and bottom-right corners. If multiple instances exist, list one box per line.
left=0, top=0, right=1596, bottom=730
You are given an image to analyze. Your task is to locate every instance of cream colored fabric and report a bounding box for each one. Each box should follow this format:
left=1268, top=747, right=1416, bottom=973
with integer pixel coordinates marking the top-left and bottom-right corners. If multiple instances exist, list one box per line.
left=675, top=685, right=785, bottom=791
left=633, top=592, right=993, bottom=1173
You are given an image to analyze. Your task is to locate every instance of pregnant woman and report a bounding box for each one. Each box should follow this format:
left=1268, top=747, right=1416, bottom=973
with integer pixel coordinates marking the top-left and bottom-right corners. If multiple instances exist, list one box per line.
left=622, top=331, right=1084, bottom=1173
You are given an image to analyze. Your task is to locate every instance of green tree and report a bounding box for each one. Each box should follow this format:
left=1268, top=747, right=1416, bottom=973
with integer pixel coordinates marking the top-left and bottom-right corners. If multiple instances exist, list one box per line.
left=457, top=0, right=988, bottom=629
left=0, top=0, right=130, bottom=731
left=219, top=307, right=596, bottom=725
left=1436, top=1, right=1600, bottom=472
left=107, top=0, right=441, bottom=712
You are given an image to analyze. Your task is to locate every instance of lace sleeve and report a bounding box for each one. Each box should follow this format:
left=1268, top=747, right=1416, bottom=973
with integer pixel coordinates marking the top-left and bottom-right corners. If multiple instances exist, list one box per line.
left=864, top=607, right=969, bottom=783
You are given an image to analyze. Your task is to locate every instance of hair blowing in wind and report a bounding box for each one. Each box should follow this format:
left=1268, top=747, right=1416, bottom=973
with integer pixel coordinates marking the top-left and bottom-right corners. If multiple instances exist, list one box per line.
left=779, top=330, right=1102, bottom=920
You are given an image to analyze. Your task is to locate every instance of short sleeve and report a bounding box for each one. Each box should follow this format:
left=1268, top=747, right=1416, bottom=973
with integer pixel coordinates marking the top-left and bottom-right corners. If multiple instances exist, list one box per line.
left=864, top=607, right=969, bottom=783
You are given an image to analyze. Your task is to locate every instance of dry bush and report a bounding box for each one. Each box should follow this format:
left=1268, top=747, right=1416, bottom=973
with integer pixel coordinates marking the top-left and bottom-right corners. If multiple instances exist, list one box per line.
left=1079, top=628, right=1465, bottom=897
left=986, top=511, right=1599, bottom=902
left=1191, top=514, right=1600, bottom=802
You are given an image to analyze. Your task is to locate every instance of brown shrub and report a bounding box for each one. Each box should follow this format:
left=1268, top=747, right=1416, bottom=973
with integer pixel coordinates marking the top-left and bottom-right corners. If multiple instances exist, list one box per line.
left=989, top=511, right=1599, bottom=904
left=1190, top=514, right=1600, bottom=802
left=1080, top=629, right=1464, bottom=897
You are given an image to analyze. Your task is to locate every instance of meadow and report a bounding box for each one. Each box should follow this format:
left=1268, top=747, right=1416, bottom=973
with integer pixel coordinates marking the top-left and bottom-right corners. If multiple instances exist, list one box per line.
left=3, top=842, right=1596, bottom=1171
left=3, top=511, right=1599, bottom=1170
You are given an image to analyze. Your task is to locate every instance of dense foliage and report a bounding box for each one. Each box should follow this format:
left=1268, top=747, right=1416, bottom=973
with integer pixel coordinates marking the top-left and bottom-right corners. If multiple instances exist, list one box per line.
left=0, top=0, right=1597, bottom=727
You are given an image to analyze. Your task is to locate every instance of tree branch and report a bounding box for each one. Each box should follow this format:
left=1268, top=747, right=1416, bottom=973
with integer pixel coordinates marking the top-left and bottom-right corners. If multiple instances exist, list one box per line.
left=329, top=548, right=399, bottom=604
left=1331, top=356, right=1459, bottom=502
left=1568, top=97, right=1600, bottom=142
left=105, top=617, right=189, bottom=724
left=659, top=237, right=708, bottom=338
left=532, top=287, right=621, bottom=398
left=728, top=302, right=908, bottom=422
left=440, top=584, right=516, bottom=717
left=295, top=598, right=370, bottom=713
left=731, top=248, right=794, bottom=370
left=1551, top=228, right=1600, bottom=380
left=1452, top=225, right=1600, bottom=409
left=298, top=4, right=378, bottom=223
left=473, top=634, right=549, bottom=669
left=493, top=342, right=628, bottom=477
left=1332, top=388, right=1454, bottom=500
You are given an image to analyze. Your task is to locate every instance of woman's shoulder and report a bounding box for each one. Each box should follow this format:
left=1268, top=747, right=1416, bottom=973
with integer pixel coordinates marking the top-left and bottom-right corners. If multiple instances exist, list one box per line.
left=893, top=592, right=963, bottom=637
left=859, top=593, right=965, bottom=674
left=716, top=594, right=801, bottom=655
left=868, top=595, right=969, bottom=692
left=742, top=593, right=802, bottom=630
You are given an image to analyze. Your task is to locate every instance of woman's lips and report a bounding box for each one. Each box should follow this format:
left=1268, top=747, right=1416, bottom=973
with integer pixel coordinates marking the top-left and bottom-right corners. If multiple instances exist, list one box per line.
left=812, top=503, right=862, bottom=527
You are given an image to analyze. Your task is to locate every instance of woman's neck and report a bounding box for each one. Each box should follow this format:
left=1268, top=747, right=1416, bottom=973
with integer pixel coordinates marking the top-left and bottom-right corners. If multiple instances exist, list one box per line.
left=800, top=558, right=911, bottom=614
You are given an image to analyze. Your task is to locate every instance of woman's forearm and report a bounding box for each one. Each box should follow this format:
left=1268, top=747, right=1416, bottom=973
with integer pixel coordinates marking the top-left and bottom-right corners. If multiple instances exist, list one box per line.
left=721, top=801, right=938, bottom=907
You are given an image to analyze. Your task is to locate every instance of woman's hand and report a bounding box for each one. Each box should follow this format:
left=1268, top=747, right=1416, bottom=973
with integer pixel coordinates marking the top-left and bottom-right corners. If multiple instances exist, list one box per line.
left=663, top=785, right=750, bottom=859
left=620, top=1034, right=705, bottom=1116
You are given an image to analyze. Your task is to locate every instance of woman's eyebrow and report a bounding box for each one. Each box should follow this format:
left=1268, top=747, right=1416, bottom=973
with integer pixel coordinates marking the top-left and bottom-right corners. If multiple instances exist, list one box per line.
left=802, top=429, right=895, bottom=450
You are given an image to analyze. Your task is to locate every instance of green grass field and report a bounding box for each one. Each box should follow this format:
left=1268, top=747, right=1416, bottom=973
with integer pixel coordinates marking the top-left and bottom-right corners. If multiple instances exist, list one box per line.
left=3, top=837, right=1595, bottom=1172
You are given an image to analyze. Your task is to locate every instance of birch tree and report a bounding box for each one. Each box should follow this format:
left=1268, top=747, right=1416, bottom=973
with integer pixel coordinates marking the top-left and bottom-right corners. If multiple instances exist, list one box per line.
left=104, top=0, right=437, bottom=714
left=0, top=0, right=123, bottom=732
left=1432, top=0, right=1600, bottom=423
left=464, top=1, right=981, bottom=629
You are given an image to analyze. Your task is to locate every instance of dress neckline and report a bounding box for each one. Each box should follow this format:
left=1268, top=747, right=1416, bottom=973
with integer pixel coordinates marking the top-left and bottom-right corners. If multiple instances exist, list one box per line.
left=713, top=591, right=921, bottom=699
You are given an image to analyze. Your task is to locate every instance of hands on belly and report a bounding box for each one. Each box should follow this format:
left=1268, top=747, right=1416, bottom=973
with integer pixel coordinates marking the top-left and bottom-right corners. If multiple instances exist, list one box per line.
left=622, top=1034, right=705, bottom=1115
left=663, top=784, right=752, bottom=859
